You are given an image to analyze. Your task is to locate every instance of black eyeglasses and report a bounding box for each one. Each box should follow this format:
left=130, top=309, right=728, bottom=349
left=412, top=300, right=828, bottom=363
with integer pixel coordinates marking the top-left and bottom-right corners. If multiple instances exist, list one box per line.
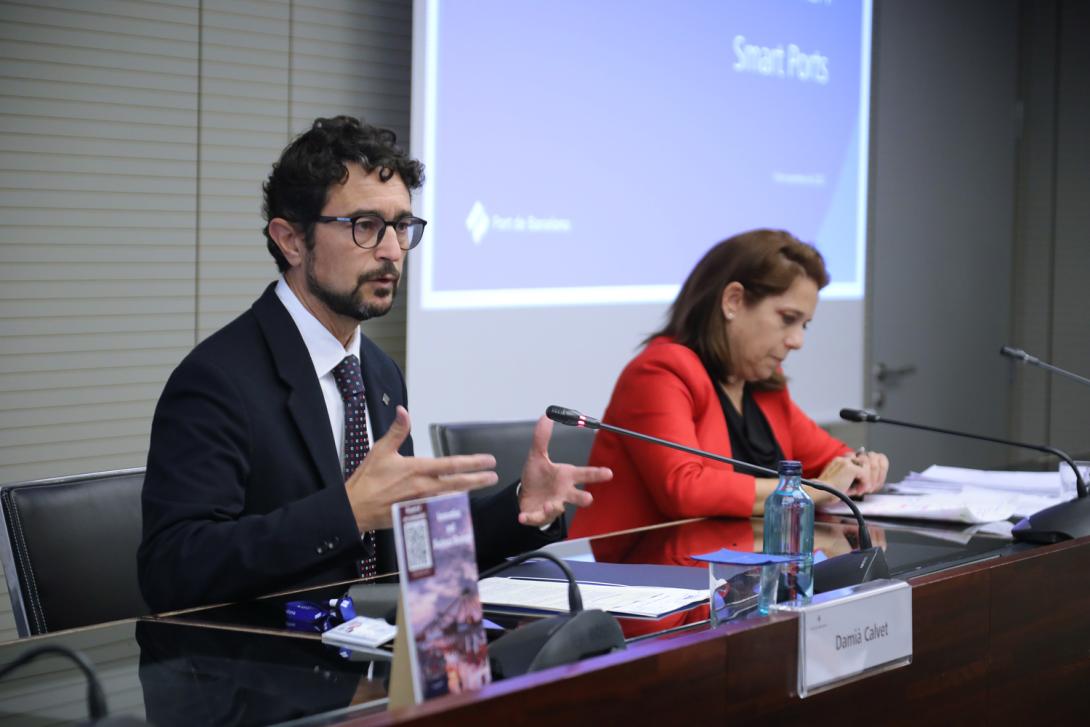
left=313, top=213, right=428, bottom=251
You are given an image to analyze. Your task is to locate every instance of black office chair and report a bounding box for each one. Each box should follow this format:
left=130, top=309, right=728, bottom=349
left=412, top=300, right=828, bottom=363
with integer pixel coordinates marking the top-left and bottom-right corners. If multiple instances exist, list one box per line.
left=429, top=420, right=597, bottom=521
left=0, top=467, right=149, bottom=637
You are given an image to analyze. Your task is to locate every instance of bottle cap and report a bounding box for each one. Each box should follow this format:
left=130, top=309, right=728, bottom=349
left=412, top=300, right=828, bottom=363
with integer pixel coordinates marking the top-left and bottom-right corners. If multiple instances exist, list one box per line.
left=778, top=460, right=802, bottom=476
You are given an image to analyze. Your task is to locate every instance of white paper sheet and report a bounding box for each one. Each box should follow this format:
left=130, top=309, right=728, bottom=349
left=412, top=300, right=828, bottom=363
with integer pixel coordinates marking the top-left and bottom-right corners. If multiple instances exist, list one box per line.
left=478, top=578, right=707, bottom=619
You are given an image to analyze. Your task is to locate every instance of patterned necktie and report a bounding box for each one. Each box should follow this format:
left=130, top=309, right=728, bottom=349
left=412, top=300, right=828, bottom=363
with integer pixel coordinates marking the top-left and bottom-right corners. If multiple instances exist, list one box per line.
left=331, top=355, right=377, bottom=578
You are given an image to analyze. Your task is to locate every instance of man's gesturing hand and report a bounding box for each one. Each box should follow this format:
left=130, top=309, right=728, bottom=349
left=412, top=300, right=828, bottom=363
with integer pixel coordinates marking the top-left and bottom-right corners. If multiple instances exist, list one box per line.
left=517, top=415, right=612, bottom=528
left=344, top=406, right=498, bottom=531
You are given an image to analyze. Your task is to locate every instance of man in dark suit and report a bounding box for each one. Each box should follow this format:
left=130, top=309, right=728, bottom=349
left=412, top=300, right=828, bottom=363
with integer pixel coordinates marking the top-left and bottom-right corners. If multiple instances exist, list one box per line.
left=138, top=116, right=611, bottom=612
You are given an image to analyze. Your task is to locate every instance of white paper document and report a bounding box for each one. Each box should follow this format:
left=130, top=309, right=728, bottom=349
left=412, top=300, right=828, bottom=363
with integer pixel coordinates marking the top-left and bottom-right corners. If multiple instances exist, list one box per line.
left=478, top=577, right=707, bottom=619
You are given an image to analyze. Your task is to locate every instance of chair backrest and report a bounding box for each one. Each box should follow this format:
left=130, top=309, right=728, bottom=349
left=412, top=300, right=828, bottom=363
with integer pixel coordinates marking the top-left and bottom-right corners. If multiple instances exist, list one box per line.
left=0, top=467, right=149, bottom=637
left=429, top=420, right=596, bottom=518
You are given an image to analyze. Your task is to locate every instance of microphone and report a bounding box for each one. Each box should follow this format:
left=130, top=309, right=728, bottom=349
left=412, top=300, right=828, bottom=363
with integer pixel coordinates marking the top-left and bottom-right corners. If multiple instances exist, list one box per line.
left=999, top=345, right=1034, bottom=364
left=546, top=406, right=889, bottom=593
left=839, top=408, right=1090, bottom=543
left=480, top=550, right=625, bottom=678
left=544, top=405, right=592, bottom=428
left=1000, top=345, right=1090, bottom=388
left=839, top=408, right=879, bottom=423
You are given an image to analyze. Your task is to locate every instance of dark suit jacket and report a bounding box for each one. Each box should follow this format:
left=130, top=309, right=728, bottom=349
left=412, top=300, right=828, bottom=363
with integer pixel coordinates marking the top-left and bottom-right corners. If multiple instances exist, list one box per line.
left=138, top=283, right=556, bottom=612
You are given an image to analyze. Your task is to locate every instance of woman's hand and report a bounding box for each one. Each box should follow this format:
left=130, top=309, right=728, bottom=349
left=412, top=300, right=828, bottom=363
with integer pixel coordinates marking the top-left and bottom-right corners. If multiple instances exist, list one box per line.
left=805, top=456, right=865, bottom=504
left=850, top=449, right=890, bottom=495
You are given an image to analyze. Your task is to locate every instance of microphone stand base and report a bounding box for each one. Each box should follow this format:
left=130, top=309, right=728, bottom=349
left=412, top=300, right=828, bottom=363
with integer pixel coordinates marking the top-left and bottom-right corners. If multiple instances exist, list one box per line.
left=488, top=609, right=626, bottom=679
left=813, top=547, right=890, bottom=594
left=1012, top=496, right=1090, bottom=544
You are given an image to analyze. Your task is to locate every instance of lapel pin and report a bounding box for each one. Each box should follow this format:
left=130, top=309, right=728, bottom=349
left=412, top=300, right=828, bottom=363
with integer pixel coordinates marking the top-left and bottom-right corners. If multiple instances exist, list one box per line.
left=382, top=393, right=390, bottom=406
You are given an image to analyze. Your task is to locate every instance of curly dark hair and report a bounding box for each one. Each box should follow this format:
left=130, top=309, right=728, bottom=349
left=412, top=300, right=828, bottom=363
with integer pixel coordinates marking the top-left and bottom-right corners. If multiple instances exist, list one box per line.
left=648, top=229, right=830, bottom=391
left=262, top=115, right=425, bottom=272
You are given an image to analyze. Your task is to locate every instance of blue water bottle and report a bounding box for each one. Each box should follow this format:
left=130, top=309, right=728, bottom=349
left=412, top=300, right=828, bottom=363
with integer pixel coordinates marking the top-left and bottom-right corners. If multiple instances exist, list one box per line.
left=758, top=460, right=814, bottom=614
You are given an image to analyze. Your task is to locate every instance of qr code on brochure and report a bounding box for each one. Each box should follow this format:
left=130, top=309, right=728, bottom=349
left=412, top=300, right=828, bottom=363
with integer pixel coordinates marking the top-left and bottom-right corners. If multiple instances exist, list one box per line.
left=401, top=507, right=434, bottom=579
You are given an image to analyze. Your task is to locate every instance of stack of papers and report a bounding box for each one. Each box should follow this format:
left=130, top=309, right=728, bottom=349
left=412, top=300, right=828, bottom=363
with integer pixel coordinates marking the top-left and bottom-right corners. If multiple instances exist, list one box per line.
left=901, top=464, right=1072, bottom=519
left=820, top=490, right=1018, bottom=524
left=904, top=465, right=1063, bottom=496
left=819, top=464, right=1073, bottom=524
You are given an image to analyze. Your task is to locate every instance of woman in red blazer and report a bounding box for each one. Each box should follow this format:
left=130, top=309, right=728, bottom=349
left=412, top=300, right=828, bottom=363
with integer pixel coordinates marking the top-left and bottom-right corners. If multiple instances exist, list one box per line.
left=569, top=229, right=890, bottom=538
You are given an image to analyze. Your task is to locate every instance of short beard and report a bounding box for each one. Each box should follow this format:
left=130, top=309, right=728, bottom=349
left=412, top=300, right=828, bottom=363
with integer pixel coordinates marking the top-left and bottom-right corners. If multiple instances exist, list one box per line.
left=305, top=258, right=400, bottom=322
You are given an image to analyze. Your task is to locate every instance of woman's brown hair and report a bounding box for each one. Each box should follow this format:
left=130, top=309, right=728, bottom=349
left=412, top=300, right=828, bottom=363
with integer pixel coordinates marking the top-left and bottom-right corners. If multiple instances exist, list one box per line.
left=648, top=229, right=830, bottom=391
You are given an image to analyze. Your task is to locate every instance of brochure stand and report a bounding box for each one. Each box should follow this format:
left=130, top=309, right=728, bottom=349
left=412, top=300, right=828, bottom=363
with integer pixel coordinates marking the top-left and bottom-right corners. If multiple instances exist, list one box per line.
left=387, top=599, right=414, bottom=710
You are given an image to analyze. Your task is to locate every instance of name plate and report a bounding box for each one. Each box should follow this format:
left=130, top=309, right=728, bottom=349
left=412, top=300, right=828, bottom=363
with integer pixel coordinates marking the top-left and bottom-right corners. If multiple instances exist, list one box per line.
left=772, top=578, right=912, bottom=697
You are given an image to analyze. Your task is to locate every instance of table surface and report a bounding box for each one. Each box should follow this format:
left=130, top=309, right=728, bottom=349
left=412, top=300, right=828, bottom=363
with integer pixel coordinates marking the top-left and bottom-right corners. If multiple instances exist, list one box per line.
left=0, top=515, right=1033, bottom=726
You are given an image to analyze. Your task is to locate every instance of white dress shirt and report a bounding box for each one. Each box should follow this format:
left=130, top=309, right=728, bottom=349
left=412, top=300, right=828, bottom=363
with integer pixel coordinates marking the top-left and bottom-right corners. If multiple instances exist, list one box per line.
left=275, top=277, right=375, bottom=466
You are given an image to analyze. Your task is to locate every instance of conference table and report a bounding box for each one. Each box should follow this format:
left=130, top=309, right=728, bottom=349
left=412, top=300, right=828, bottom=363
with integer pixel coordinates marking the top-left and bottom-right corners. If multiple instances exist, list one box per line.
left=0, top=514, right=1086, bottom=725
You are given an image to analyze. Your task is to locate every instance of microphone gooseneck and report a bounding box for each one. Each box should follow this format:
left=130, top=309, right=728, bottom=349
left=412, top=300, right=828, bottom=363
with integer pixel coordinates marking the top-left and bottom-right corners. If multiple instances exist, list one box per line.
left=547, top=404, right=889, bottom=592
left=838, top=409, right=1086, bottom=499
left=0, top=645, right=109, bottom=721
left=479, top=550, right=583, bottom=613
left=480, top=549, right=626, bottom=678
left=841, top=408, right=1090, bottom=544
left=547, top=406, right=875, bottom=550
left=1000, top=344, right=1090, bottom=388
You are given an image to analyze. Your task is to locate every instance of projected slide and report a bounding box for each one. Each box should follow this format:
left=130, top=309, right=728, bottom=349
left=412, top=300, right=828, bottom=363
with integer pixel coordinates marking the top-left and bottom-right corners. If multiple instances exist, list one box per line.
left=419, top=0, right=871, bottom=308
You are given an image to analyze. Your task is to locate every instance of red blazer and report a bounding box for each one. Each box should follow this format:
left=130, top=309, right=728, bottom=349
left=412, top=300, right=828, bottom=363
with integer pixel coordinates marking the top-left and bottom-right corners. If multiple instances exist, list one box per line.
left=569, top=337, right=850, bottom=538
